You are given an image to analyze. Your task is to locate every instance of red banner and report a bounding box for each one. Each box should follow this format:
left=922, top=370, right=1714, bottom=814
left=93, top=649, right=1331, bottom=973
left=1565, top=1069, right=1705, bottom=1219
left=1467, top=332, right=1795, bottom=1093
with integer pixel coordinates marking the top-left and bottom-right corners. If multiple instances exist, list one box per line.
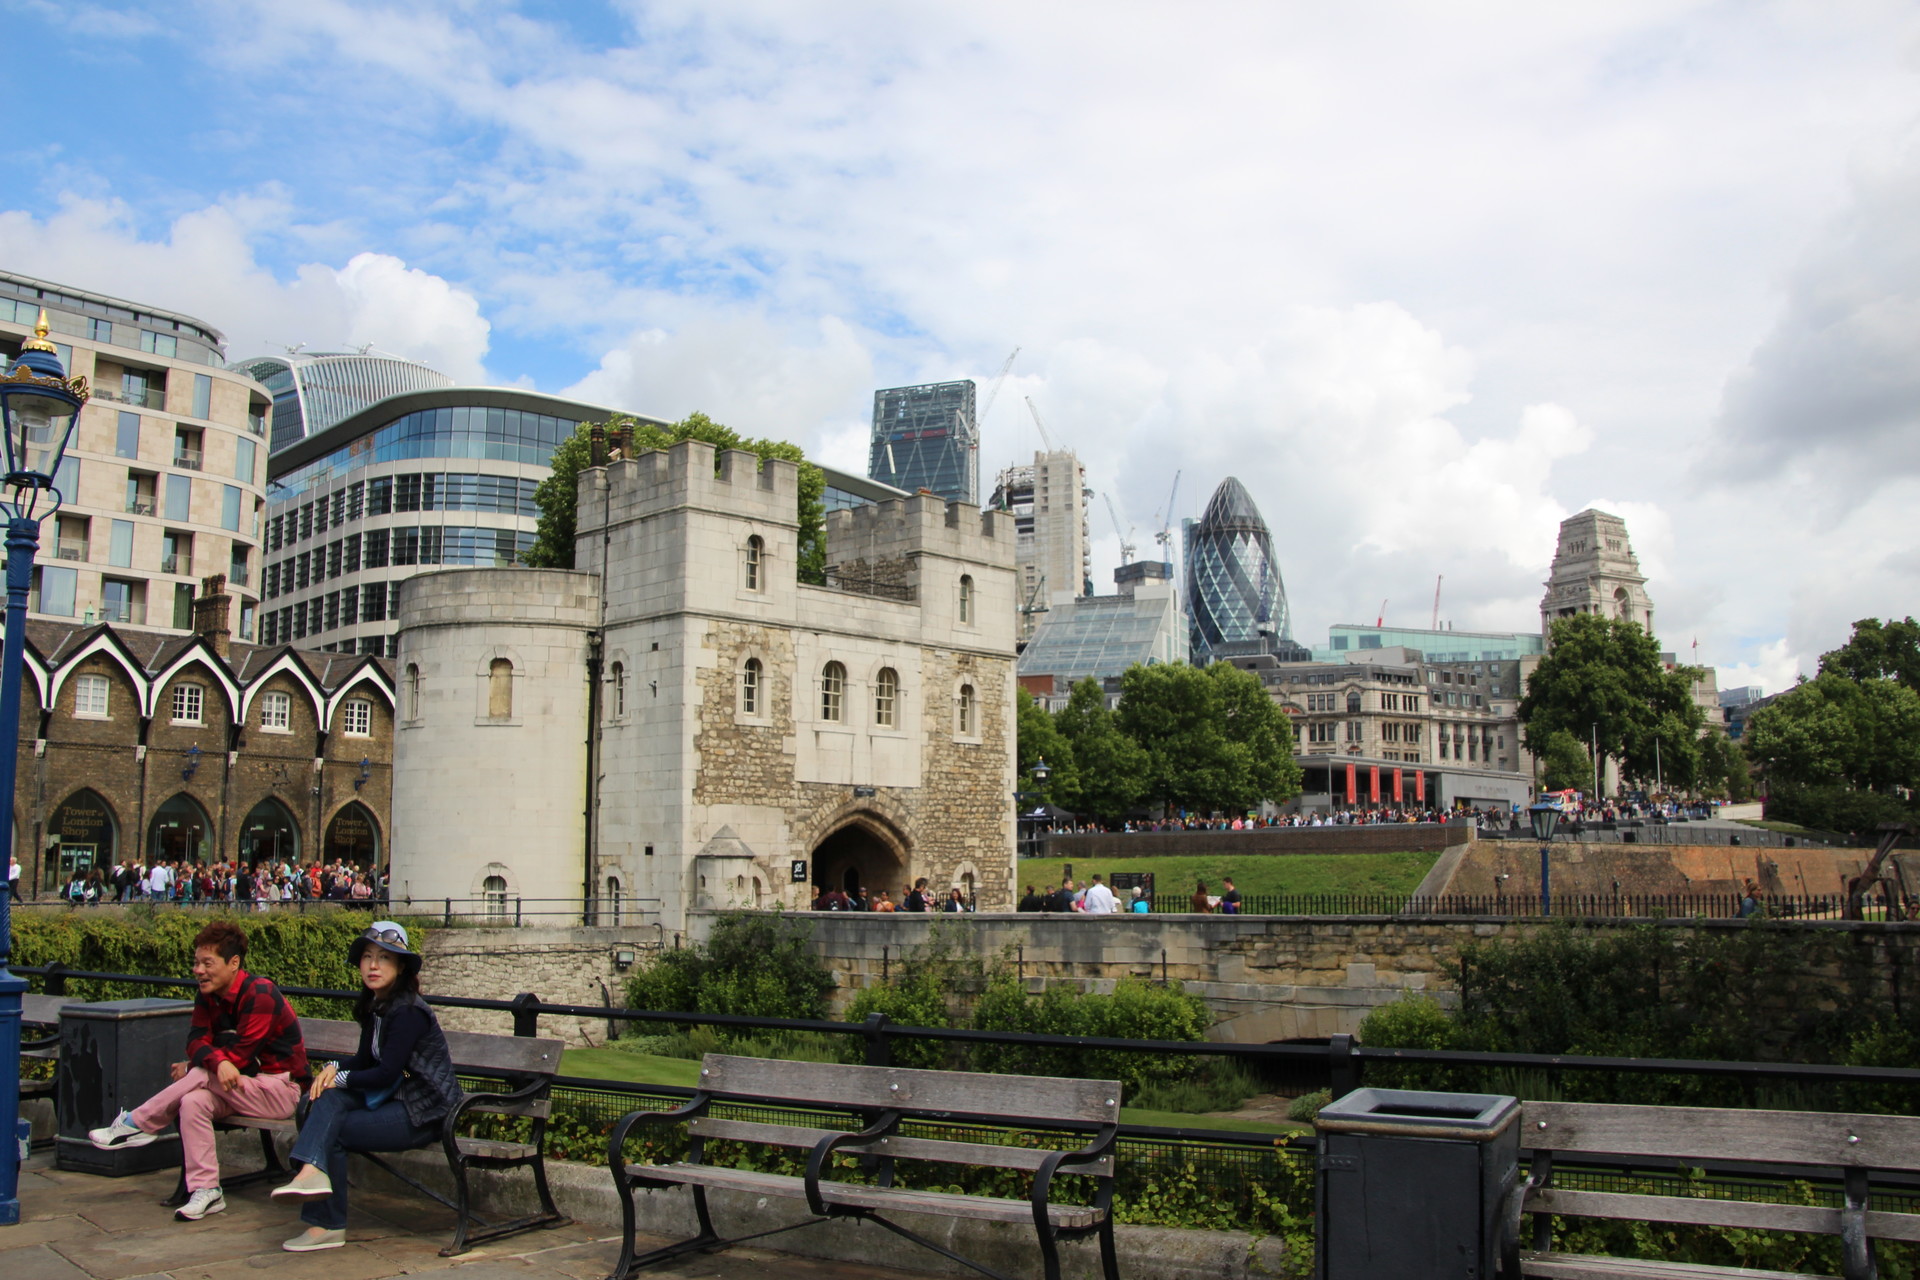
left=1415, top=770, right=1425, bottom=802
left=1345, top=763, right=1357, bottom=804
left=1393, top=768, right=1403, bottom=802
left=1369, top=766, right=1380, bottom=803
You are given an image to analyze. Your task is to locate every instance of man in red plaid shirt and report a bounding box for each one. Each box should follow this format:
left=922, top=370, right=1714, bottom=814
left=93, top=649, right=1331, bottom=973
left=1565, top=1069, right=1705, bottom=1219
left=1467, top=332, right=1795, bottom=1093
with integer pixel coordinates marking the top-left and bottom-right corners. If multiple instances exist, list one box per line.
left=89, top=920, right=308, bottom=1221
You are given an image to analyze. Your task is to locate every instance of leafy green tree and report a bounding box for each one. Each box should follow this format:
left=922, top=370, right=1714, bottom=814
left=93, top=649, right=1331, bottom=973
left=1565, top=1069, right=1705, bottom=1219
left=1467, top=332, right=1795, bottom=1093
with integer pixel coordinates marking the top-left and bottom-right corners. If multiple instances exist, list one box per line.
left=1053, top=678, right=1148, bottom=820
left=1519, top=614, right=1706, bottom=790
left=1015, top=688, right=1076, bottom=806
left=1819, top=617, right=1920, bottom=690
left=1115, top=662, right=1301, bottom=815
left=527, top=412, right=827, bottom=582
left=1743, top=672, right=1920, bottom=800
left=1537, top=728, right=1592, bottom=792
left=1697, top=731, right=1753, bottom=802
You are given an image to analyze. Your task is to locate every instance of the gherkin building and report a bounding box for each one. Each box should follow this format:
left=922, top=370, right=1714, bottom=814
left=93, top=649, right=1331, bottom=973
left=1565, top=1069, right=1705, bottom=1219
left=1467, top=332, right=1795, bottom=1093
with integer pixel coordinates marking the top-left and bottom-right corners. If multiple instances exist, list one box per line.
left=1184, top=477, right=1289, bottom=664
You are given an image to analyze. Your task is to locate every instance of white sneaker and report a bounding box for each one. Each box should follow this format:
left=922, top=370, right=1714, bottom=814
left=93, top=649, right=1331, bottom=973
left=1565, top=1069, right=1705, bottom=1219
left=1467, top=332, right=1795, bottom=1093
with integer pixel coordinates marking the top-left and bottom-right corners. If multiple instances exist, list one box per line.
left=87, top=1110, right=155, bottom=1150
left=174, top=1187, right=226, bottom=1221
left=283, top=1227, right=345, bottom=1252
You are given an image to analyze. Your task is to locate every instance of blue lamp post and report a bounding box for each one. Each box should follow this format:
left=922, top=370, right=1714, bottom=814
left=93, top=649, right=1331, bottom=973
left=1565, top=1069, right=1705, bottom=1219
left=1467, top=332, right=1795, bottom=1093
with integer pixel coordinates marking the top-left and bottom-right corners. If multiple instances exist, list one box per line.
left=0, top=311, right=88, bottom=1224
left=1529, top=799, right=1562, bottom=917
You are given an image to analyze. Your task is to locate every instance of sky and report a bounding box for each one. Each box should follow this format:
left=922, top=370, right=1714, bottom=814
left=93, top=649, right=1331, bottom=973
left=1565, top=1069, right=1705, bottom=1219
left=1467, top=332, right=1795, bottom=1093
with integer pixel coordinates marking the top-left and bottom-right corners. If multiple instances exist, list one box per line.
left=3, top=0, right=1919, bottom=694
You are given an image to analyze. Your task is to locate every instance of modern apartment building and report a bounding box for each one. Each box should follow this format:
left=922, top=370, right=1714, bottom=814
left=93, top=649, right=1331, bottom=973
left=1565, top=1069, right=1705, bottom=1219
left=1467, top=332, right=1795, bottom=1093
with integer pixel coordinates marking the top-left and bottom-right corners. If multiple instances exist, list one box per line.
left=989, top=448, right=1092, bottom=643
left=0, top=271, right=269, bottom=637
left=868, top=380, right=979, bottom=505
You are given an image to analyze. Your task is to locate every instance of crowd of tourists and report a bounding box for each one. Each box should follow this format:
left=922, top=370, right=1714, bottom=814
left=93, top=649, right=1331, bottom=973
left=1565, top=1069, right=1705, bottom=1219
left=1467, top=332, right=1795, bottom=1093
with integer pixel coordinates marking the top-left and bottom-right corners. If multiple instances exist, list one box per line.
left=60, top=858, right=384, bottom=907
left=809, top=877, right=971, bottom=913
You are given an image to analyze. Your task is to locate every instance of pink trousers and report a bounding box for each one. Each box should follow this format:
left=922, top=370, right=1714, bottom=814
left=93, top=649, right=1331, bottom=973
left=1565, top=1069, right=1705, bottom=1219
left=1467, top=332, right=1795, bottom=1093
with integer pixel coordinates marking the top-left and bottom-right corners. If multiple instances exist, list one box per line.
left=131, top=1065, right=301, bottom=1191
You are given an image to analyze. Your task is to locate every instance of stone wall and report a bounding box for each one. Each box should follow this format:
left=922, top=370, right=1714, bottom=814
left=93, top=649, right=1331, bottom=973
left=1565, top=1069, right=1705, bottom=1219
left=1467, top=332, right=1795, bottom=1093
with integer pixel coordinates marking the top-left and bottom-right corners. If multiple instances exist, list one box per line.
left=1040, top=823, right=1473, bottom=861
left=417, top=925, right=663, bottom=1044
left=1433, top=837, right=1874, bottom=899
left=689, top=909, right=1920, bottom=1044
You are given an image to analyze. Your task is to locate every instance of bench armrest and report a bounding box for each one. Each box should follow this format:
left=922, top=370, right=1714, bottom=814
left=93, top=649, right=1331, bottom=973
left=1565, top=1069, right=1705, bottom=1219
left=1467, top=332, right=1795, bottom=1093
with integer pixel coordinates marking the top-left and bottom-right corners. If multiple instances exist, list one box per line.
left=1031, top=1124, right=1119, bottom=1235
left=606, top=1094, right=711, bottom=1179
left=802, top=1110, right=901, bottom=1217
left=441, top=1076, right=553, bottom=1158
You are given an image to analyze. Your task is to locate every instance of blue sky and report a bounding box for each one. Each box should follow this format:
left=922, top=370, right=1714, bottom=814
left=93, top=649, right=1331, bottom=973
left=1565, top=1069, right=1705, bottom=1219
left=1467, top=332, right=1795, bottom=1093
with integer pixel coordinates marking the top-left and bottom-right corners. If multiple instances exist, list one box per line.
left=5, top=0, right=1920, bottom=691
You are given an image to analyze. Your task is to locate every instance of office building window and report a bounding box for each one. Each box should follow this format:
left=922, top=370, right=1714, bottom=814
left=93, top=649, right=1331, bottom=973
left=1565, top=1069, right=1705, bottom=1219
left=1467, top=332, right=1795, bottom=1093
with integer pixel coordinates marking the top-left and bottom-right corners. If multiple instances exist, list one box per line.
left=192, top=373, right=212, bottom=419
left=164, top=473, right=191, bottom=522
left=140, top=331, right=177, bottom=358
left=222, top=485, right=242, bottom=531
left=364, top=528, right=389, bottom=568
left=234, top=437, right=256, bottom=483
left=116, top=412, right=141, bottom=460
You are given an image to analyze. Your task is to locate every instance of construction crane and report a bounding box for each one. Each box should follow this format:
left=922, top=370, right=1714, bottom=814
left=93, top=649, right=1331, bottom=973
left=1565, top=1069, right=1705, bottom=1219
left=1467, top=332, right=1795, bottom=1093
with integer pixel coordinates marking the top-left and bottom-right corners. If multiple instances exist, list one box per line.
left=1024, top=397, right=1057, bottom=452
left=1431, top=575, right=1443, bottom=630
left=1152, top=471, right=1182, bottom=557
left=975, top=347, right=1020, bottom=437
left=1103, top=493, right=1136, bottom=565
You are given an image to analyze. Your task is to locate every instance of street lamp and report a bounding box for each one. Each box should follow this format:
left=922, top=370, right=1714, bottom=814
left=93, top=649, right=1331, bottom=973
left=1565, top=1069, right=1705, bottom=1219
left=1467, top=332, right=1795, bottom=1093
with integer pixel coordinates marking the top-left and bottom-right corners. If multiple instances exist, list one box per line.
left=0, top=312, right=88, bottom=1225
left=1529, top=799, right=1562, bottom=917
left=1016, top=759, right=1051, bottom=859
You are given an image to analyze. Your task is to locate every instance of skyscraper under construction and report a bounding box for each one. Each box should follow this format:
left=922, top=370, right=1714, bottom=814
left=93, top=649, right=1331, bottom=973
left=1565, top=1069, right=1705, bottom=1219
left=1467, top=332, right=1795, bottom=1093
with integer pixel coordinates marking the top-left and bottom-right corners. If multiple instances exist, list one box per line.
left=868, top=380, right=979, bottom=505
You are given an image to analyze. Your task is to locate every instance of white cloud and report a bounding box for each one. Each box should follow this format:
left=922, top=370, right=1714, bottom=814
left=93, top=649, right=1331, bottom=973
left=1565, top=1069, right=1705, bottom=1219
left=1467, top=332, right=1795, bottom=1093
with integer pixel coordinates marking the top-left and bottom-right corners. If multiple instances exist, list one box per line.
left=1717, top=639, right=1806, bottom=700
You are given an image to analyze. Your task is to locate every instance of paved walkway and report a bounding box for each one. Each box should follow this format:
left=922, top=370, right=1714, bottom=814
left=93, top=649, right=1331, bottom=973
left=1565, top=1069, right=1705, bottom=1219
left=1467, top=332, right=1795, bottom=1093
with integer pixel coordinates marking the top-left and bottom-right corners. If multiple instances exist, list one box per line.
left=3, top=1150, right=927, bottom=1280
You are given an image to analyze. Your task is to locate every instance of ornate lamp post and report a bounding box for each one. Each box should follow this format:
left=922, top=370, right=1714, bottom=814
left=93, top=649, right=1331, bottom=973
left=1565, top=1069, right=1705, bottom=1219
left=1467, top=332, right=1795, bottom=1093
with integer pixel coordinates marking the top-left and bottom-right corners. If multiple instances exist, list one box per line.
left=1016, top=758, right=1051, bottom=860
left=0, top=313, right=88, bottom=1224
left=1529, top=798, right=1562, bottom=918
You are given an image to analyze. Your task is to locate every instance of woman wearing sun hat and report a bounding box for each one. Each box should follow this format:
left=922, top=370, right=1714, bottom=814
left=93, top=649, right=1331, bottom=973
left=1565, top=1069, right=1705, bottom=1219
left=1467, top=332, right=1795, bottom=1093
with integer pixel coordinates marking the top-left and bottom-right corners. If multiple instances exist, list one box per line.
left=272, top=921, right=462, bottom=1252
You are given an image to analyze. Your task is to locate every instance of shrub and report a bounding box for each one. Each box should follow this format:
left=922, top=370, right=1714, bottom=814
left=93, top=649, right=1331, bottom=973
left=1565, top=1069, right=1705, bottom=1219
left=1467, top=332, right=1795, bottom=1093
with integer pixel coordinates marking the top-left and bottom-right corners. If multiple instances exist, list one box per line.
left=971, top=976, right=1213, bottom=1095
left=845, top=975, right=955, bottom=1069
left=624, top=910, right=834, bottom=1022
left=1285, top=1089, right=1331, bottom=1123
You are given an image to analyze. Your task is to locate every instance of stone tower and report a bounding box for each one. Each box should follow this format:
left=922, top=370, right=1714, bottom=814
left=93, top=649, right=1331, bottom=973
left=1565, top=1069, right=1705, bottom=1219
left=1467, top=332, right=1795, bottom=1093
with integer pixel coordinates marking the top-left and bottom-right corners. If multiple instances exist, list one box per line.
left=1540, top=509, right=1655, bottom=639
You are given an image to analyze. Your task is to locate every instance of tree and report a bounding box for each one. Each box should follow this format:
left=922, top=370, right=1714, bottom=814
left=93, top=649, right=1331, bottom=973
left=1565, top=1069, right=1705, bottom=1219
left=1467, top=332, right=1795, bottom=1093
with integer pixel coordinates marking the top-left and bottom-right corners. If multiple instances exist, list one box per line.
left=1114, top=662, right=1302, bottom=815
left=1743, top=672, right=1920, bottom=799
left=1519, top=614, right=1706, bottom=791
left=1697, top=731, right=1754, bottom=802
left=1015, top=688, right=1076, bottom=807
left=1537, top=729, right=1592, bottom=792
left=1053, top=678, right=1148, bottom=820
left=526, top=412, right=827, bottom=581
left=1820, top=617, right=1920, bottom=691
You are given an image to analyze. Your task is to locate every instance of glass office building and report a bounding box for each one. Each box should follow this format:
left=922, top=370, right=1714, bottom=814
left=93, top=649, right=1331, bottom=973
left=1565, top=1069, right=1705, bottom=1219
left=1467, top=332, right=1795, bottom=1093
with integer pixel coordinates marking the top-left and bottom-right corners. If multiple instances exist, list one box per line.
left=233, top=351, right=452, bottom=454
left=1185, top=476, right=1288, bottom=665
left=868, top=380, right=979, bottom=505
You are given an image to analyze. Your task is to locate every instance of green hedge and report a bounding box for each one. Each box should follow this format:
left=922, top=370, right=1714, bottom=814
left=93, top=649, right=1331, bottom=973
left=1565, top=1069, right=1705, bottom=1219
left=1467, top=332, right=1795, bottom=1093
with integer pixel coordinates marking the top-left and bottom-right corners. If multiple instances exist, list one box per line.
left=13, top=907, right=400, bottom=1020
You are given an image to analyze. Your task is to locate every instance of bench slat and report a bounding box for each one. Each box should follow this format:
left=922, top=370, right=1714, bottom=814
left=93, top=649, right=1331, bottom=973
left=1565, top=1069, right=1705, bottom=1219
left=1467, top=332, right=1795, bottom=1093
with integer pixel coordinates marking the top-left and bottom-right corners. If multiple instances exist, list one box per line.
left=626, top=1162, right=1104, bottom=1228
left=1522, top=1101, right=1920, bottom=1172
left=697, top=1055, right=1121, bottom=1123
left=296, top=1017, right=564, bottom=1080
left=689, top=1116, right=1113, bottom=1176
left=1522, top=1253, right=1834, bottom=1280
left=1529, top=1187, right=1920, bottom=1243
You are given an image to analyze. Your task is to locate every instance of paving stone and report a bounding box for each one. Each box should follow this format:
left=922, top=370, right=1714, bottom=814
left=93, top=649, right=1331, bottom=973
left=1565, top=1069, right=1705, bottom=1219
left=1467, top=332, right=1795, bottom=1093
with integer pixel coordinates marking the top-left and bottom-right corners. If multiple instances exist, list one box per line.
left=166, top=1241, right=399, bottom=1280
left=0, top=1246, right=91, bottom=1280
left=48, top=1220, right=301, bottom=1280
left=0, top=1216, right=107, bottom=1249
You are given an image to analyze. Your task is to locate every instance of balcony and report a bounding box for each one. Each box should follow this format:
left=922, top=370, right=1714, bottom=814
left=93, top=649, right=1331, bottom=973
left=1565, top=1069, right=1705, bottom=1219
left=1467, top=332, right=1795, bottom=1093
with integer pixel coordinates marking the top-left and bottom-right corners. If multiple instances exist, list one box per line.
left=229, top=568, right=250, bottom=587
left=247, top=415, right=267, bottom=437
left=94, top=386, right=166, bottom=410
left=172, top=450, right=202, bottom=471
left=53, top=541, right=87, bottom=562
left=126, top=499, right=155, bottom=517
left=99, top=601, right=132, bottom=624
left=160, top=555, right=190, bottom=576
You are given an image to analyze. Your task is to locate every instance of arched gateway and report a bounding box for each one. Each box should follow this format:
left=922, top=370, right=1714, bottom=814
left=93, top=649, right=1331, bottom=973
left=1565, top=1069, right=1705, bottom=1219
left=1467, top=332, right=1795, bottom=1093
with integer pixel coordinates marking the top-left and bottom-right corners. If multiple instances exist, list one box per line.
left=810, top=817, right=908, bottom=902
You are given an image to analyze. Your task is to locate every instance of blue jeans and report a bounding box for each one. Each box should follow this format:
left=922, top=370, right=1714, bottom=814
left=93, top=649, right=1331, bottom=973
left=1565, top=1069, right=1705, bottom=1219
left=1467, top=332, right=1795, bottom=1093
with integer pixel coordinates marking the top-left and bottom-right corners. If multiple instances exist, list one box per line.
left=288, top=1086, right=440, bottom=1229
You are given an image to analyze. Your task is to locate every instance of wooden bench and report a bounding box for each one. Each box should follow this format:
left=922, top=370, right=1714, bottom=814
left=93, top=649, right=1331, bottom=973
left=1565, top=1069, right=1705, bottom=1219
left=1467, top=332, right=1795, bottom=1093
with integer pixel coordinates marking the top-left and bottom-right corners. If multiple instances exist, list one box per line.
left=19, top=994, right=83, bottom=1110
left=171, top=1016, right=569, bottom=1256
left=1512, top=1100, right=1920, bottom=1280
left=606, top=1053, right=1123, bottom=1280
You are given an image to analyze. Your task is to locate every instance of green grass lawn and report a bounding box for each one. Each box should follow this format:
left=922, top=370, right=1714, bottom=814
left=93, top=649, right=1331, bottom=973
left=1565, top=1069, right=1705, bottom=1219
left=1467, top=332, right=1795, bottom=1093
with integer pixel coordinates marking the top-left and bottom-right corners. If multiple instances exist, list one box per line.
left=1012, top=850, right=1439, bottom=899
left=560, top=1046, right=1300, bottom=1135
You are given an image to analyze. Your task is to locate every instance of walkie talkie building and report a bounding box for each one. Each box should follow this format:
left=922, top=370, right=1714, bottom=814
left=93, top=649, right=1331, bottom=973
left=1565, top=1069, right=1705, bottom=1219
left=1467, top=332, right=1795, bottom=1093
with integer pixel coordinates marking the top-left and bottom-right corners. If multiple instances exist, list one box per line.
left=1185, top=476, right=1289, bottom=664
left=868, top=380, right=979, bottom=505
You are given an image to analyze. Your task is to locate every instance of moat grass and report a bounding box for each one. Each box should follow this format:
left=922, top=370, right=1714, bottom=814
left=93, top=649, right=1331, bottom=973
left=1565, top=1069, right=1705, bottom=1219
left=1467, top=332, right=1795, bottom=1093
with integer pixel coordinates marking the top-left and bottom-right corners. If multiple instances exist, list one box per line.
left=1010, top=850, right=1440, bottom=901
left=558, top=1046, right=1300, bottom=1135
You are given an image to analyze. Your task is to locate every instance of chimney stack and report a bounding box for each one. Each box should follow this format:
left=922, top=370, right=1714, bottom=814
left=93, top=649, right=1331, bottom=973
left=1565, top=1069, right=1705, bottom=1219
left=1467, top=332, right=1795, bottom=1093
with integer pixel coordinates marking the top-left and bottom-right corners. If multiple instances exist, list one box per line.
left=193, top=575, right=232, bottom=658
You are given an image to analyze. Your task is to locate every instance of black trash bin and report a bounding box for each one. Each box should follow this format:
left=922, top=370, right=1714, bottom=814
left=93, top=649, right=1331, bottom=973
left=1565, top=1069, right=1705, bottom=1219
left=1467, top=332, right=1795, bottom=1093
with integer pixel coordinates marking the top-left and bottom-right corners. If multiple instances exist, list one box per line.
left=1315, top=1087, right=1520, bottom=1280
left=56, top=997, right=193, bottom=1176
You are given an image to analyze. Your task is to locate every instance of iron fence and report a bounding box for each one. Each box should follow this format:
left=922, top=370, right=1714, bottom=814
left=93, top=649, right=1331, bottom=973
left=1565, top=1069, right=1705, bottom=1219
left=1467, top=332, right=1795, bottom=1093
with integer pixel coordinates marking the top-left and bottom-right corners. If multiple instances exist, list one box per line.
left=1140, top=892, right=1852, bottom=919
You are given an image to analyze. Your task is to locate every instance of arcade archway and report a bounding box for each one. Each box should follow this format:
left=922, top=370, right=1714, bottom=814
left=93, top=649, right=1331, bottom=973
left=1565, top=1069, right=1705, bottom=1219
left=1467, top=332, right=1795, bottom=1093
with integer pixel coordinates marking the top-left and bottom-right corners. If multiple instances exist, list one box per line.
left=148, top=794, right=212, bottom=864
left=47, top=789, right=117, bottom=892
left=810, top=819, right=907, bottom=902
left=238, top=798, right=301, bottom=868
left=324, top=802, right=381, bottom=868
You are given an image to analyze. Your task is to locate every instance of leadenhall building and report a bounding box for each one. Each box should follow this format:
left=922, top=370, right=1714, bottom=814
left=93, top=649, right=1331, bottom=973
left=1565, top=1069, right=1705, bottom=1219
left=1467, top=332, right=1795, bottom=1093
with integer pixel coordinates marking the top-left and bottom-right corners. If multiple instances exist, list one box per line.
left=9, top=575, right=393, bottom=896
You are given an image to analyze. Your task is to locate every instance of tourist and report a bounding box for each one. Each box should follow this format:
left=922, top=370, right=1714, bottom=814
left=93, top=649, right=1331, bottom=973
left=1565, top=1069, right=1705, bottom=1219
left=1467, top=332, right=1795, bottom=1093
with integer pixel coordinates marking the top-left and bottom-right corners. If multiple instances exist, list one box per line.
left=1190, top=880, right=1213, bottom=913
left=810, top=886, right=827, bottom=911
left=941, top=887, right=970, bottom=913
left=1017, top=885, right=1042, bottom=912
left=903, top=877, right=932, bottom=912
left=1220, top=877, right=1242, bottom=915
left=1080, top=875, right=1117, bottom=914
left=273, top=922, right=460, bottom=1252
left=88, top=921, right=307, bottom=1222
left=873, top=890, right=897, bottom=913
left=1129, top=886, right=1150, bottom=914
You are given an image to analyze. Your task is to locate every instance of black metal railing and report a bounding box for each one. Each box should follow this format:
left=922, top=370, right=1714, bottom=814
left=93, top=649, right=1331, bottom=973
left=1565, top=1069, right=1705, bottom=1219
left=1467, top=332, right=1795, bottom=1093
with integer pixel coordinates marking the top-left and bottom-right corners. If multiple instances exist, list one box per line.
left=1134, top=892, right=1855, bottom=919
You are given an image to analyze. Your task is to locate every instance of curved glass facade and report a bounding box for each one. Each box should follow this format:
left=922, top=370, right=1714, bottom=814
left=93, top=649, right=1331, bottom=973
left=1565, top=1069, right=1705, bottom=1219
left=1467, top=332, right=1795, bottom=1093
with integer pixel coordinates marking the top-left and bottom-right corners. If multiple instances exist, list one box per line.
left=273, top=405, right=580, bottom=499
left=1185, top=476, right=1289, bottom=664
left=234, top=353, right=452, bottom=453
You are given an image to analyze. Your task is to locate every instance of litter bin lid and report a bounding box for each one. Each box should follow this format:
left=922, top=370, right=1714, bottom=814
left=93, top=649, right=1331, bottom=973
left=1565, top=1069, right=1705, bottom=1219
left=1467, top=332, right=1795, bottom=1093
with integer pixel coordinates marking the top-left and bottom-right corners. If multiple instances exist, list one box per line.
left=64, top=997, right=194, bottom=1020
left=1315, top=1088, right=1519, bottom=1141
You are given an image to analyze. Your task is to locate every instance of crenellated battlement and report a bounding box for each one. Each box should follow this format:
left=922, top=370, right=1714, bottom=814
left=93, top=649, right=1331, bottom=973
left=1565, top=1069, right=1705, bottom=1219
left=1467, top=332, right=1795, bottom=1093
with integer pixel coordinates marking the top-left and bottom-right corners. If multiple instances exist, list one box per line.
left=824, top=494, right=1012, bottom=586
left=578, top=438, right=799, bottom=542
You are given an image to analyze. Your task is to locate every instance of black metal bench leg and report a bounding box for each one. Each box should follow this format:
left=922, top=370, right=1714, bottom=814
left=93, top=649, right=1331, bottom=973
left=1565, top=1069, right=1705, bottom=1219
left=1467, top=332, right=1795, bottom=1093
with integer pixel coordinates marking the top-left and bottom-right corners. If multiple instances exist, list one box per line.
left=530, top=1155, right=566, bottom=1228
left=1097, top=1213, right=1119, bottom=1280
left=443, top=1148, right=475, bottom=1257
left=1036, top=1223, right=1063, bottom=1280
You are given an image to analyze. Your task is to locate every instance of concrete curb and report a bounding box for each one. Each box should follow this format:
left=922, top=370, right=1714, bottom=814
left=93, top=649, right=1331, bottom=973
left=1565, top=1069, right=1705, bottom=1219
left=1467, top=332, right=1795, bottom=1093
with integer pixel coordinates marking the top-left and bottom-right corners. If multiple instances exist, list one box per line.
left=216, top=1131, right=1298, bottom=1280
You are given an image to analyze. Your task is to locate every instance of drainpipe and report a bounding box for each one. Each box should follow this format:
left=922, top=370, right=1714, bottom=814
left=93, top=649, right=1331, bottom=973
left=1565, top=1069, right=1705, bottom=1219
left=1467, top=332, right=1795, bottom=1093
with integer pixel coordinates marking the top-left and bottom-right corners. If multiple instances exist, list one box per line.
left=584, top=628, right=602, bottom=926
